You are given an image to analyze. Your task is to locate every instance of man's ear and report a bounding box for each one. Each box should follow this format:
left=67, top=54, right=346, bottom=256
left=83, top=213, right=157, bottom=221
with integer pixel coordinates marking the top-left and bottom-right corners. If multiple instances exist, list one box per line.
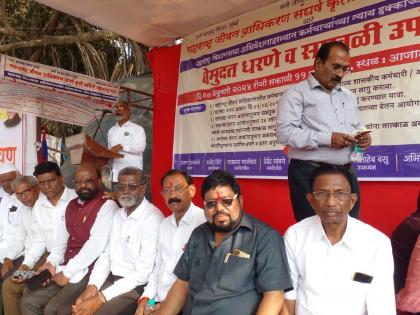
left=238, top=194, right=243, bottom=208
left=188, top=184, right=196, bottom=198
left=314, top=57, right=322, bottom=71
left=306, top=192, right=315, bottom=210
left=350, top=193, right=358, bottom=210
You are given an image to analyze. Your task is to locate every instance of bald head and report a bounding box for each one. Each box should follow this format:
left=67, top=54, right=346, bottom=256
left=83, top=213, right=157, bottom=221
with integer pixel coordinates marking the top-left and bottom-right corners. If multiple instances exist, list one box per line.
left=74, top=164, right=101, bottom=201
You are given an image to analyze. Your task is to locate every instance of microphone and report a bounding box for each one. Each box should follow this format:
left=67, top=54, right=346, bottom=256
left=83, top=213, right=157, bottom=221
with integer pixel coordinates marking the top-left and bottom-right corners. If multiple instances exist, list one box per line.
left=95, top=108, right=113, bottom=114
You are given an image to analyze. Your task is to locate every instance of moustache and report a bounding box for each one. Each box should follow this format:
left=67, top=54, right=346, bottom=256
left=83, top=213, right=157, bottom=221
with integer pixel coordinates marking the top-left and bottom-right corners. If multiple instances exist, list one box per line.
left=168, top=198, right=182, bottom=204
left=332, top=75, right=342, bottom=82
left=212, top=210, right=230, bottom=219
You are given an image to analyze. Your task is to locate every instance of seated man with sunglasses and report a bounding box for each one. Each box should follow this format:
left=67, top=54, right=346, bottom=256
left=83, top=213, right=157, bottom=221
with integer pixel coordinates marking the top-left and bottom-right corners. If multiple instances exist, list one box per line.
left=73, top=167, right=163, bottom=315
left=284, top=165, right=395, bottom=315
left=156, top=170, right=292, bottom=315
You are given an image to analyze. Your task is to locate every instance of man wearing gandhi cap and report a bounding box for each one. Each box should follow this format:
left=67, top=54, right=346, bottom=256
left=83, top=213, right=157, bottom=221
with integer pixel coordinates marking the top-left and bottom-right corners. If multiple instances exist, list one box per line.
left=0, top=163, right=20, bottom=237
left=0, top=163, right=21, bottom=313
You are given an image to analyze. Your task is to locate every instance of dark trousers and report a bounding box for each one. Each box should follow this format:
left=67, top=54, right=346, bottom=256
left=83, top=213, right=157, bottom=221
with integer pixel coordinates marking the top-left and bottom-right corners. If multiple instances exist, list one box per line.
left=0, top=256, right=24, bottom=315
left=94, top=274, right=144, bottom=315
left=288, top=159, right=360, bottom=222
left=21, top=274, right=89, bottom=315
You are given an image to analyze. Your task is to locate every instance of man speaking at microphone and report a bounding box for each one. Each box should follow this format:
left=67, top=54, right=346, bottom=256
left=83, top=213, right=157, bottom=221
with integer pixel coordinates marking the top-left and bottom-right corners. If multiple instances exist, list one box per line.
left=107, top=101, right=146, bottom=189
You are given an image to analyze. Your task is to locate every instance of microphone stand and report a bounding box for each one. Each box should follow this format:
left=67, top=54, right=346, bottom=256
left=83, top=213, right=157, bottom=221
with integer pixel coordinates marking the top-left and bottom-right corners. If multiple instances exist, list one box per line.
left=93, top=111, right=107, bottom=141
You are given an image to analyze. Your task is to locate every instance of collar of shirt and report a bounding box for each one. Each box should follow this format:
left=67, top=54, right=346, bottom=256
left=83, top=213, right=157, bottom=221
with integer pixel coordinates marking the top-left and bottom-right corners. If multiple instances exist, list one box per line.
left=169, top=202, right=197, bottom=227
left=312, top=215, right=357, bottom=251
left=38, top=186, right=73, bottom=208
left=120, top=197, right=151, bottom=220
left=114, top=120, right=132, bottom=128
left=308, top=72, right=342, bottom=93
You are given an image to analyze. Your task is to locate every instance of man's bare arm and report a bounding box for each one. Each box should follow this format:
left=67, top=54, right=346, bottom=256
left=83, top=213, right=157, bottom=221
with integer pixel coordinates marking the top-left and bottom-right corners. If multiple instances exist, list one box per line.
left=284, top=299, right=296, bottom=315
left=256, top=291, right=285, bottom=315
left=156, top=279, right=189, bottom=315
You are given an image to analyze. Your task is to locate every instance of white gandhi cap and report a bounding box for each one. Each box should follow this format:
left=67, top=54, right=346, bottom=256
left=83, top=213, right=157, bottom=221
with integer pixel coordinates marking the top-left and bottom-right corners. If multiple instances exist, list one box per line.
left=0, top=162, right=19, bottom=175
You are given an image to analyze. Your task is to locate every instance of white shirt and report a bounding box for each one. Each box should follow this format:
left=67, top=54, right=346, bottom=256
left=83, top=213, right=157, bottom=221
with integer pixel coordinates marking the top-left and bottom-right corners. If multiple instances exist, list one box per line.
left=47, top=198, right=119, bottom=283
left=107, top=121, right=146, bottom=182
left=1, top=202, right=36, bottom=261
left=22, top=187, right=77, bottom=268
left=284, top=215, right=396, bottom=315
left=142, top=203, right=206, bottom=302
left=88, top=198, right=163, bottom=301
left=0, top=193, right=23, bottom=257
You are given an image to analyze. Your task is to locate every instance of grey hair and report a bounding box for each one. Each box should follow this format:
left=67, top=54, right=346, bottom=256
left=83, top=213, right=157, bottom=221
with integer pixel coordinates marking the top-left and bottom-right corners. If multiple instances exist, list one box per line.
left=118, top=167, right=146, bottom=184
left=12, top=176, right=38, bottom=190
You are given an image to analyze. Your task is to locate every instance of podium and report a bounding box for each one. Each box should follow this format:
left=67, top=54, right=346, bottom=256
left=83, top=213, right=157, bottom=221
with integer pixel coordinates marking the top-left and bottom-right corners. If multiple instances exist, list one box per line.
left=65, top=133, right=123, bottom=167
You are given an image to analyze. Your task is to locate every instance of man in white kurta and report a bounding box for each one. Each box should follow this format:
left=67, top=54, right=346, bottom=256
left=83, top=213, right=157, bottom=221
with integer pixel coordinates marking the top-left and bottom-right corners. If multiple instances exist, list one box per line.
left=284, top=165, right=395, bottom=315
left=73, top=167, right=163, bottom=315
left=108, top=101, right=146, bottom=185
left=136, top=170, right=205, bottom=314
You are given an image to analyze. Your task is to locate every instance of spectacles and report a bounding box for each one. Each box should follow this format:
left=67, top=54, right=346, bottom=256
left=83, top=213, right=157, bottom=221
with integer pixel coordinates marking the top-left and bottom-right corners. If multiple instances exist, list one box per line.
left=161, top=185, right=190, bottom=195
left=116, top=183, right=144, bottom=192
left=312, top=191, right=352, bottom=201
left=73, top=178, right=97, bottom=187
left=325, top=62, right=351, bottom=75
left=204, top=194, right=238, bottom=210
left=15, top=187, right=34, bottom=199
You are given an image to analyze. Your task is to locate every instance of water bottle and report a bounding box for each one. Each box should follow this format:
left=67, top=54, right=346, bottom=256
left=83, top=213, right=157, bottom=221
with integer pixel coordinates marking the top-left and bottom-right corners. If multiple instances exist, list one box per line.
left=350, top=145, right=364, bottom=162
left=144, top=298, right=156, bottom=315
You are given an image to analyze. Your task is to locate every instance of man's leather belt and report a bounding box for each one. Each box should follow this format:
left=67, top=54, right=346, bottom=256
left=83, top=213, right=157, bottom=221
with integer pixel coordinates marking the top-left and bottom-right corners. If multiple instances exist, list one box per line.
left=291, top=159, right=352, bottom=169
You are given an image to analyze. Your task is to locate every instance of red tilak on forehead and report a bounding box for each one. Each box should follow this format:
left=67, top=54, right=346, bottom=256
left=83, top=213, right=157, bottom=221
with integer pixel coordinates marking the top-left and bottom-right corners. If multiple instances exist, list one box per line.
left=168, top=181, right=173, bottom=187
left=216, top=191, right=222, bottom=201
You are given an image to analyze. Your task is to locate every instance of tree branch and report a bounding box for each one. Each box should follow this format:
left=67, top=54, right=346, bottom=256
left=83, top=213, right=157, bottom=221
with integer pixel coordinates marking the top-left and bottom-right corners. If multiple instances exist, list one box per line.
left=31, top=10, right=62, bottom=62
left=0, top=31, right=117, bottom=53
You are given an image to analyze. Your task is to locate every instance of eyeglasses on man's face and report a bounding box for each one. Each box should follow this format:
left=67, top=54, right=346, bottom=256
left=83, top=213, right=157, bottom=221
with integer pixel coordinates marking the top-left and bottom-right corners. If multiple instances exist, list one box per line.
left=15, top=186, right=34, bottom=199
left=312, top=191, right=352, bottom=201
left=161, top=185, right=190, bottom=196
left=325, top=61, right=351, bottom=75
left=116, top=183, right=144, bottom=192
left=204, top=194, right=238, bottom=210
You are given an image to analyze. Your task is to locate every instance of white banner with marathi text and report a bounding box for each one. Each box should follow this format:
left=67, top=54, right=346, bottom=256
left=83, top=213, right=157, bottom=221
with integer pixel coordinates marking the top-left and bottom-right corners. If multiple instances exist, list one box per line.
left=174, top=0, right=420, bottom=180
left=0, top=55, right=119, bottom=126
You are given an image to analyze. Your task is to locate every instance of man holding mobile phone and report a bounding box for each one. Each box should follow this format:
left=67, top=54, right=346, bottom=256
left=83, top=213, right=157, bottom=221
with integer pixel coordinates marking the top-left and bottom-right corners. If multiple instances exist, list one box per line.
left=277, top=41, right=372, bottom=222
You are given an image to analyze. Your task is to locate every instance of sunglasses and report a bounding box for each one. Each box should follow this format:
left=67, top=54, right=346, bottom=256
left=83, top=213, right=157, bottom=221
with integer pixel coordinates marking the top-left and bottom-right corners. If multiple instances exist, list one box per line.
left=204, top=194, right=238, bottom=210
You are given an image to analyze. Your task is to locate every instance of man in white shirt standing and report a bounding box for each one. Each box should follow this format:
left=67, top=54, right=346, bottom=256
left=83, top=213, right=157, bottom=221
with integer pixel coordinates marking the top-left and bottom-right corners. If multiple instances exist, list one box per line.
left=135, top=169, right=206, bottom=314
left=21, top=164, right=118, bottom=315
left=73, top=166, right=163, bottom=315
left=108, top=101, right=146, bottom=188
left=284, top=165, right=395, bottom=315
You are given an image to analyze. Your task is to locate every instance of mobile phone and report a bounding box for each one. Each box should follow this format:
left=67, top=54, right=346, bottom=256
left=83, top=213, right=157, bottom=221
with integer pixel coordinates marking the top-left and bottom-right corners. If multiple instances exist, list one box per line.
left=353, top=272, right=373, bottom=283
left=354, top=130, right=372, bottom=139
left=26, top=269, right=53, bottom=290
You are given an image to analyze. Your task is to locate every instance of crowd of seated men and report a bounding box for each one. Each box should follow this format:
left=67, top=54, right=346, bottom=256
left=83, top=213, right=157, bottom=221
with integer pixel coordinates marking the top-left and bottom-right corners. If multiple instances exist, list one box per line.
left=0, top=160, right=418, bottom=315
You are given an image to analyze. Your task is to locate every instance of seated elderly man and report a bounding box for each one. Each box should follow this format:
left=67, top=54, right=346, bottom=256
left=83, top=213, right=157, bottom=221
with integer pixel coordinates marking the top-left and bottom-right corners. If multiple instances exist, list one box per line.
left=1, top=176, right=44, bottom=315
left=135, top=169, right=206, bottom=314
left=284, top=165, right=395, bottom=315
left=73, top=167, right=163, bottom=315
